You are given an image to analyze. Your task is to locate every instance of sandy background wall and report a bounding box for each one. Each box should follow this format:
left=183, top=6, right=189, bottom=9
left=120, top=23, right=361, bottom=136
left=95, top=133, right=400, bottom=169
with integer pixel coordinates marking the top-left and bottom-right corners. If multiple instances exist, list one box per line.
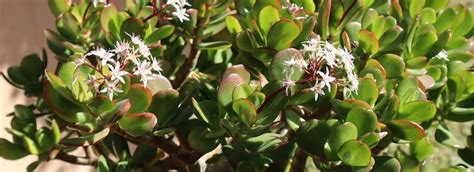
left=0, top=0, right=473, bottom=171
left=0, top=0, right=92, bottom=171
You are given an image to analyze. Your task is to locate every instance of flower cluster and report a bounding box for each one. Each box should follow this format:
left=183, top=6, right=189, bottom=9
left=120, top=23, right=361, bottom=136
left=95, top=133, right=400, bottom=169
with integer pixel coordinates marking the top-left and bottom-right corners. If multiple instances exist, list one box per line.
left=74, top=34, right=163, bottom=100
left=282, top=36, right=359, bottom=101
left=167, top=0, right=191, bottom=22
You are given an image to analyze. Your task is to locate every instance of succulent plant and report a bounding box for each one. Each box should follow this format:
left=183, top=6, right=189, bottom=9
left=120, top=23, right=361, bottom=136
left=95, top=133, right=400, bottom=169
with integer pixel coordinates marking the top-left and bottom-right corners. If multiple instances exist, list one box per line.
left=1, top=0, right=474, bottom=171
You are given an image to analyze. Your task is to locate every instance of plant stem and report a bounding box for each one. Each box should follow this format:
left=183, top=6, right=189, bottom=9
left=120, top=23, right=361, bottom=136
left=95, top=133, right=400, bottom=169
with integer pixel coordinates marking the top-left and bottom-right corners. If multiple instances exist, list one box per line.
left=256, top=78, right=314, bottom=113
left=291, top=148, right=308, bottom=172
left=113, top=126, right=198, bottom=165
left=171, top=7, right=211, bottom=88
left=56, top=151, right=97, bottom=165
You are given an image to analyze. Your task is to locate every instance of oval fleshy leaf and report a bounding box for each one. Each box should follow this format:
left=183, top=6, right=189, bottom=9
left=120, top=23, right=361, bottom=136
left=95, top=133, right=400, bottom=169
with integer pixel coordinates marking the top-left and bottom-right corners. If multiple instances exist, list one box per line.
left=127, top=84, right=152, bottom=114
left=218, top=74, right=246, bottom=108
left=60, top=127, right=110, bottom=146
left=328, top=122, right=358, bottom=152
left=352, top=78, right=379, bottom=106
left=267, top=20, right=301, bottom=51
left=398, top=100, right=436, bottom=123
left=386, top=119, right=425, bottom=142
left=296, top=119, right=332, bottom=157
left=223, top=65, right=251, bottom=83
left=258, top=6, right=280, bottom=34
left=346, top=108, right=378, bottom=136
left=0, top=138, right=29, bottom=160
left=232, top=98, right=257, bottom=127
left=337, top=139, right=371, bottom=166
left=188, top=126, right=219, bottom=153
left=118, top=112, right=157, bottom=137
left=372, top=156, right=401, bottom=172
left=149, top=89, right=180, bottom=127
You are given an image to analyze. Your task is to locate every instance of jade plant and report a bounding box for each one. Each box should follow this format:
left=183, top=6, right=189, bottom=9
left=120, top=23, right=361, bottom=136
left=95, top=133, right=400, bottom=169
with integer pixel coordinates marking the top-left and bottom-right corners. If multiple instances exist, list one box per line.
left=1, top=0, right=474, bottom=171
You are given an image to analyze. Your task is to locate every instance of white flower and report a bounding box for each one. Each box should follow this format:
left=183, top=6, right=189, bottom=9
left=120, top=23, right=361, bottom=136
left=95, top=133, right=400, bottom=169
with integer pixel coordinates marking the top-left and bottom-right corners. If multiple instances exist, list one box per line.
left=100, top=80, right=123, bottom=100
left=151, top=58, right=163, bottom=74
left=302, top=37, right=320, bottom=53
left=167, top=0, right=179, bottom=5
left=337, top=48, right=355, bottom=69
left=168, top=0, right=191, bottom=8
left=87, top=47, right=115, bottom=66
left=74, top=56, right=88, bottom=68
left=283, top=79, right=296, bottom=96
left=92, top=0, right=110, bottom=7
left=317, top=68, right=335, bottom=91
left=378, top=132, right=388, bottom=139
left=319, top=42, right=337, bottom=67
left=347, top=73, right=359, bottom=94
left=133, top=60, right=154, bottom=87
left=107, top=63, right=128, bottom=84
left=435, top=50, right=449, bottom=61
left=172, top=7, right=190, bottom=22
left=283, top=0, right=303, bottom=14
left=112, top=41, right=131, bottom=56
left=86, top=74, right=100, bottom=92
left=311, top=81, right=326, bottom=101
left=127, top=33, right=152, bottom=58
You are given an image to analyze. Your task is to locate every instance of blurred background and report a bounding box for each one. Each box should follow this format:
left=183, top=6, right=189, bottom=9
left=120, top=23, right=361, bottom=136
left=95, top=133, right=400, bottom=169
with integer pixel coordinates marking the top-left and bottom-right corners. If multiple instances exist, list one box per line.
left=0, top=0, right=473, bottom=171
left=0, top=0, right=93, bottom=171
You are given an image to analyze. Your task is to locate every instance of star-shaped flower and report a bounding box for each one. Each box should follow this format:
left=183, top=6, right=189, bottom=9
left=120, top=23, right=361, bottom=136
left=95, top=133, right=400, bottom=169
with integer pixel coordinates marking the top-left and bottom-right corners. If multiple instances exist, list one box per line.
left=87, top=47, right=115, bottom=66
left=86, top=74, right=100, bottom=92
left=172, top=7, right=190, bottom=22
left=311, top=81, right=326, bottom=101
left=107, top=63, right=128, bottom=84
left=151, top=58, right=163, bottom=74
left=133, top=60, right=154, bottom=87
left=100, top=80, right=123, bottom=100
left=74, top=56, right=88, bottom=69
left=317, top=68, right=336, bottom=91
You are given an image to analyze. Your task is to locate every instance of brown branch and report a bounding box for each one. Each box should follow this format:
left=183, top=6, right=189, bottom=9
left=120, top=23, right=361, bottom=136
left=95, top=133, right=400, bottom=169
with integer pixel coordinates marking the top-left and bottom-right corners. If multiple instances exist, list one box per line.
left=113, top=126, right=199, bottom=165
left=291, top=148, right=308, bottom=172
left=171, top=7, right=211, bottom=88
left=56, top=151, right=97, bottom=165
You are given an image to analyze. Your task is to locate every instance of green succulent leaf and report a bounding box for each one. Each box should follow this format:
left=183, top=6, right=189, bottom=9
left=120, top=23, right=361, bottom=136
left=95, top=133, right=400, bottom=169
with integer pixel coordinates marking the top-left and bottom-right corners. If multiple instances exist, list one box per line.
left=410, top=138, right=434, bottom=161
left=120, top=18, right=145, bottom=39
left=187, top=126, right=219, bottom=153
left=225, top=16, right=242, bottom=35
left=127, top=84, right=152, bottom=114
left=218, top=74, right=246, bottom=108
left=48, top=0, right=70, bottom=16
left=199, top=41, right=232, bottom=50
left=434, top=124, right=464, bottom=148
left=0, top=138, right=29, bottom=160
left=295, top=119, right=332, bottom=157
left=337, top=139, right=372, bottom=166
left=149, top=89, right=180, bottom=127
left=60, top=127, right=110, bottom=146
left=377, top=54, right=405, bottom=79
left=372, top=156, right=401, bottom=172
left=328, top=122, right=358, bottom=152
left=346, top=108, right=378, bottom=136
left=359, top=132, right=381, bottom=148
left=352, top=78, right=379, bottom=106
left=118, top=112, right=157, bottom=137
left=398, top=100, right=436, bottom=123
left=267, top=20, right=301, bottom=51
left=146, top=25, right=175, bottom=43
left=386, top=119, right=425, bottom=142
left=258, top=6, right=280, bottom=34
left=358, top=30, right=379, bottom=54
left=232, top=98, right=257, bottom=127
